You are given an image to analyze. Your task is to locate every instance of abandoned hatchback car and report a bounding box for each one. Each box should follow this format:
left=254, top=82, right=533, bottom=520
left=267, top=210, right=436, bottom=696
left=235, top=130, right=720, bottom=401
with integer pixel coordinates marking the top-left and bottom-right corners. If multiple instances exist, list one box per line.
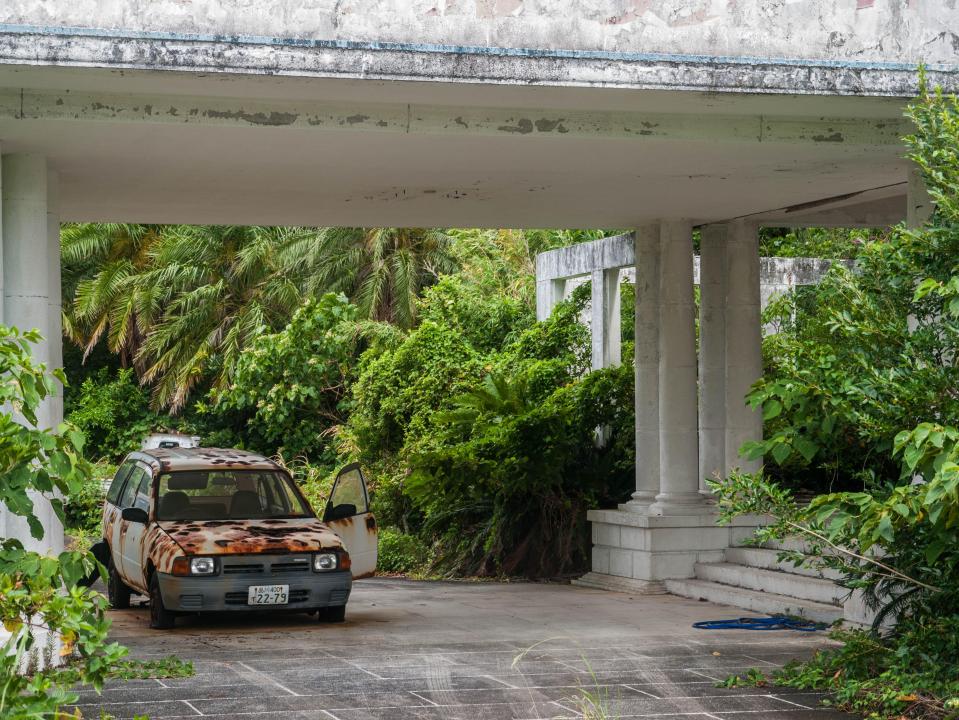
left=100, top=448, right=377, bottom=629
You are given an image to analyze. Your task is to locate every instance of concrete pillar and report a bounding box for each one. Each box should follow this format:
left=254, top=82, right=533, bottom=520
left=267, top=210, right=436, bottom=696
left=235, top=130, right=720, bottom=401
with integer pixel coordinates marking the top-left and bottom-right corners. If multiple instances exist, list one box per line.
left=536, top=277, right=567, bottom=321
left=1, top=153, right=63, bottom=555
left=907, top=165, right=933, bottom=228
left=699, top=224, right=727, bottom=491
left=650, top=221, right=705, bottom=515
left=46, top=171, right=63, bottom=426
left=724, top=219, right=763, bottom=474
left=626, top=224, right=660, bottom=510
left=590, top=268, right=622, bottom=371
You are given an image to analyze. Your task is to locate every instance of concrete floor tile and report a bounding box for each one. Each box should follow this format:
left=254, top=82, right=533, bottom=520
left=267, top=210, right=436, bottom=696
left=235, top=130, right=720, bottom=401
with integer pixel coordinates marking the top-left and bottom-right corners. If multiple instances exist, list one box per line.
left=79, top=578, right=858, bottom=719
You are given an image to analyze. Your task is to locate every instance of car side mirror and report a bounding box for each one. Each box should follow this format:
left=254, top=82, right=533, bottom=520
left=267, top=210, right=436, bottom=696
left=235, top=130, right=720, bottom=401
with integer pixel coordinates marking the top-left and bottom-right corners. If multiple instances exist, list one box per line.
left=121, top=507, right=149, bottom=524
left=325, top=503, right=357, bottom=522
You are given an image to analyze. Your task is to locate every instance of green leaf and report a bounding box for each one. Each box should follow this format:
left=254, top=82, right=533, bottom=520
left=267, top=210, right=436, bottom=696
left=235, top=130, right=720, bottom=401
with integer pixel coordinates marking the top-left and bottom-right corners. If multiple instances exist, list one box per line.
left=762, top=399, right=783, bottom=421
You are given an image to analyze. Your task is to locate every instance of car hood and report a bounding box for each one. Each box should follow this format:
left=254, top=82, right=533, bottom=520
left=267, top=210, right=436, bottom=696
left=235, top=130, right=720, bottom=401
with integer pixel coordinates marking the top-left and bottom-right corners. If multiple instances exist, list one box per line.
left=157, top=518, right=343, bottom=556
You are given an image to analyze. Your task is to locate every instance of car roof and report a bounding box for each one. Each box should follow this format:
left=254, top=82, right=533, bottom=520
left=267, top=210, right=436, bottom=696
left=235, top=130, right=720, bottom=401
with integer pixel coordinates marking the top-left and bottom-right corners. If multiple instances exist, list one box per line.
left=129, top=447, right=284, bottom=474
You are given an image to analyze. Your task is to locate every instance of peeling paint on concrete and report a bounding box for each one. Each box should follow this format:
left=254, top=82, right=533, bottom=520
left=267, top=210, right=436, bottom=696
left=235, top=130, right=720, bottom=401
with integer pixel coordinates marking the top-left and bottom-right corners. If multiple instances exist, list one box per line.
left=2, top=88, right=916, bottom=147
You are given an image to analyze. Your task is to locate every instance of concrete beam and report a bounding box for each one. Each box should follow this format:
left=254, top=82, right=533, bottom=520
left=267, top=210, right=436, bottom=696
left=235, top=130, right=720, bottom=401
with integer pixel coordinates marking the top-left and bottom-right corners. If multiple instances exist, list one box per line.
left=0, top=89, right=915, bottom=146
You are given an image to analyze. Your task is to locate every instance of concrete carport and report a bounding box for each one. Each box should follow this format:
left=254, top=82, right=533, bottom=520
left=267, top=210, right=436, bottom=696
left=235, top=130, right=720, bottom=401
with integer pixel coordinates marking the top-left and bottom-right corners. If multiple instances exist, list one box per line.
left=0, top=3, right=957, bottom=715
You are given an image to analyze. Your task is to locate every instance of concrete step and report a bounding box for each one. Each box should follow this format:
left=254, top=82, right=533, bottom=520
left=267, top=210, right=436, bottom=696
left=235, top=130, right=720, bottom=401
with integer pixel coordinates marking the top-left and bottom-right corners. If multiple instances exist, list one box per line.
left=664, top=578, right=844, bottom=625
left=695, top=562, right=845, bottom=606
left=725, top=547, right=842, bottom=582
left=759, top=537, right=814, bottom=554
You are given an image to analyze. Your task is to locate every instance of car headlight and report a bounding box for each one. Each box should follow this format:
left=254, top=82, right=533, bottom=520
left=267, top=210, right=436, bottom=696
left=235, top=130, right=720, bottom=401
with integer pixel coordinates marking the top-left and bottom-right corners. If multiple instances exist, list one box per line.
left=190, top=557, right=216, bottom=575
left=313, top=552, right=338, bottom=572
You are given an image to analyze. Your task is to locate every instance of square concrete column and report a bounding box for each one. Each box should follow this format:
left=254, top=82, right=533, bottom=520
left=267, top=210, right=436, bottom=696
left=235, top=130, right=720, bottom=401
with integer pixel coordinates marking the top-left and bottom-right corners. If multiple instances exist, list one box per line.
left=590, top=268, right=622, bottom=371
left=46, top=171, right=63, bottom=425
left=1, top=153, right=64, bottom=556
left=698, top=224, right=727, bottom=491
left=536, top=277, right=567, bottom=321
left=625, top=224, right=660, bottom=509
left=724, top=219, right=763, bottom=474
left=649, top=221, right=706, bottom=515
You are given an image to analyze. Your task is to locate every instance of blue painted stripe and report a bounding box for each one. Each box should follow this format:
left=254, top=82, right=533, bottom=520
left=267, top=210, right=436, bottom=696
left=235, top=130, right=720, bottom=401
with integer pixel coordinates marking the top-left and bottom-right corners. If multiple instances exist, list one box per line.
left=0, top=21, right=953, bottom=73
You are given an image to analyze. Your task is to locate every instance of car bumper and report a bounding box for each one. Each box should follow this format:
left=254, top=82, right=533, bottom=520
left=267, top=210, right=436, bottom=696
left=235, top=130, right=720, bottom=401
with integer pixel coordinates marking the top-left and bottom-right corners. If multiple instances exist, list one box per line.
left=156, top=569, right=352, bottom=613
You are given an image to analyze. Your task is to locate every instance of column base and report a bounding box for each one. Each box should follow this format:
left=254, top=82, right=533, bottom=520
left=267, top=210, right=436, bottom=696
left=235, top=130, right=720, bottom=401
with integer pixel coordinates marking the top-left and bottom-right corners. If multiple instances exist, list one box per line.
left=583, top=508, right=763, bottom=585
left=572, top=572, right=666, bottom=595
left=648, top=492, right=712, bottom=516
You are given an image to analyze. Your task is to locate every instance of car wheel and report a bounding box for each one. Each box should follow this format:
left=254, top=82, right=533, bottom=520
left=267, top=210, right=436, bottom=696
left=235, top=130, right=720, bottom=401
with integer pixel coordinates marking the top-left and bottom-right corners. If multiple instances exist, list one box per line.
left=148, top=574, right=176, bottom=630
left=107, top=562, right=132, bottom=610
left=318, top=605, right=346, bottom=623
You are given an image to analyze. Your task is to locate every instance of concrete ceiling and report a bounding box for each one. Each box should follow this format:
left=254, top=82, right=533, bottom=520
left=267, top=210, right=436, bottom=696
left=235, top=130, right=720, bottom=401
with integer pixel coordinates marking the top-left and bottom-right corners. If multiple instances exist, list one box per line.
left=0, top=66, right=912, bottom=228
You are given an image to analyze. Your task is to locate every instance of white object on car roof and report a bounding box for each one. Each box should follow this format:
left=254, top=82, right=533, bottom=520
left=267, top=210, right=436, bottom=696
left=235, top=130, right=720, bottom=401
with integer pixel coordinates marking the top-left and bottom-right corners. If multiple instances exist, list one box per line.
left=140, top=433, right=201, bottom=450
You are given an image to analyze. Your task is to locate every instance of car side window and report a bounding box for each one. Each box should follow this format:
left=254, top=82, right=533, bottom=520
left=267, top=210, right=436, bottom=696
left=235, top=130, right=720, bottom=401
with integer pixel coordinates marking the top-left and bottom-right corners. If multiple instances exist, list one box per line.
left=106, top=461, right=135, bottom=506
left=132, top=468, right=153, bottom=512
left=119, top=467, right=145, bottom=509
left=330, top=468, right=369, bottom=514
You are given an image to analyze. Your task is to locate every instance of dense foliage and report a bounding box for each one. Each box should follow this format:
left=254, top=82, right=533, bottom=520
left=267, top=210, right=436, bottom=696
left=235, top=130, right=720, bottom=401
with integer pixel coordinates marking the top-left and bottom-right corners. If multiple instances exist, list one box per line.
left=745, top=88, right=959, bottom=493
left=63, top=224, right=460, bottom=410
left=204, top=293, right=358, bottom=462
left=66, top=367, right=162, bottom=462
left=344, top=276, right=634, bottom=577
left=717, top=79, right=959, bottom=719
left=0, top=325, right=191, bottom=718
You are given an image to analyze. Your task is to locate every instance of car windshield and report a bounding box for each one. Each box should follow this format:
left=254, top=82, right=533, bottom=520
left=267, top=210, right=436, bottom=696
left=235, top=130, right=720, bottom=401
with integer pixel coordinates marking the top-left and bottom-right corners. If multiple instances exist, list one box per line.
left=156, top=470, right=312, bottom=521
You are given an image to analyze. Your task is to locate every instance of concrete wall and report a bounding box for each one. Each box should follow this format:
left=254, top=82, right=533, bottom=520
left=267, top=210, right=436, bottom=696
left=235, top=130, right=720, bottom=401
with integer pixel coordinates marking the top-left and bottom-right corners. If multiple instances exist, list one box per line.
left=3, top=0, right=956, bottom=65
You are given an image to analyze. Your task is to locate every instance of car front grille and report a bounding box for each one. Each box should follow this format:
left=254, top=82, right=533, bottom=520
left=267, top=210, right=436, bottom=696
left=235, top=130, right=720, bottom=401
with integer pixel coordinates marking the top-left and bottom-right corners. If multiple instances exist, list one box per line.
left=219, top=555, right=313, bottom=576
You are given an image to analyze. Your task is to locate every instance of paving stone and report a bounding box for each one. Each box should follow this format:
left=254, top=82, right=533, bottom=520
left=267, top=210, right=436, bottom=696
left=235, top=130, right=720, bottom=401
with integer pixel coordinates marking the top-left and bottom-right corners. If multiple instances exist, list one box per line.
left=79, top=578, right=859, bottom=720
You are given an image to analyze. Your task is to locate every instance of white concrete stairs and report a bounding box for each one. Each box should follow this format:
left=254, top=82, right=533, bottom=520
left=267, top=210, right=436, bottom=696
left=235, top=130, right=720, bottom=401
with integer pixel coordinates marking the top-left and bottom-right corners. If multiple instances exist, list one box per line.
left=664, top=539, right=845, bottom=625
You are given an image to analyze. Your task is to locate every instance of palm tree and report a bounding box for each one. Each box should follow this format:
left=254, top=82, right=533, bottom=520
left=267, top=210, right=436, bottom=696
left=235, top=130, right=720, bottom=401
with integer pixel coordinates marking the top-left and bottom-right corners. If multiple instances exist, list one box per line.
left=136, top=225, right=320, bottom=411
left=62, top=223, right=166, bottom=369
left=282, top=227, right=458, bottom=328
left=63, top=224, right=460, bottom=412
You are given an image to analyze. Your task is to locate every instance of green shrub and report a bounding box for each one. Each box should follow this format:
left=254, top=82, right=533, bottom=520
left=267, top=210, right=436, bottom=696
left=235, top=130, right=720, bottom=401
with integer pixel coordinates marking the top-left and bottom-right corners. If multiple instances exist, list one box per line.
left=62, top=461, right=115, bottom=534
left=206, top=294, right=358, bottom=463
left=377, top=528, right=431, bottom=575
left=716, top=78, right=959, bottom=720
left=728, top=619, right=959, bottom=719
left=0, top=325, right=186, bottom=717
left=358, top=284, right=632, bottom=578
left=66, top=367, right=160, bottom=462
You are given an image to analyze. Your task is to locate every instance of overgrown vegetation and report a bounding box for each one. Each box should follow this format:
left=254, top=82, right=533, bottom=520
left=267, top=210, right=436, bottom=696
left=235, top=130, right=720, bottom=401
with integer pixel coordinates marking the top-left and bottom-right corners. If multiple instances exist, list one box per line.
left=0, top=326, right=190, bottom=719
left=716, top=78, right=959, bottom=719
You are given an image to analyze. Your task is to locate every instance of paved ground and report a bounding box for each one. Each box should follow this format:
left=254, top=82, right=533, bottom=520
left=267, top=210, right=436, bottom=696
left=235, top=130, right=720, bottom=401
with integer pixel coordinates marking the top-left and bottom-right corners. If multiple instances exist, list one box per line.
left=74, top=578, right=855, bottom=719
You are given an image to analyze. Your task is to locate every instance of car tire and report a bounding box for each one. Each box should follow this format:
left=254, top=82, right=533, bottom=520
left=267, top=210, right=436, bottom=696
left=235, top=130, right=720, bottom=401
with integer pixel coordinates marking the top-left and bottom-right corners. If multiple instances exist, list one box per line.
left=107, top=562, right=132, bottom=610
left=318, top=605, right=346, bottom=623
left=149, top=573, right=176, bottom=630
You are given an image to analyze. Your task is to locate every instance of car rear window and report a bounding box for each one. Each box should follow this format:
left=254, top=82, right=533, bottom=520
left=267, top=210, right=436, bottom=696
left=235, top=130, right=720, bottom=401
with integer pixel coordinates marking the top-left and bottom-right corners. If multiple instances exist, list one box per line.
left=156, top=470, right=312, bottom=521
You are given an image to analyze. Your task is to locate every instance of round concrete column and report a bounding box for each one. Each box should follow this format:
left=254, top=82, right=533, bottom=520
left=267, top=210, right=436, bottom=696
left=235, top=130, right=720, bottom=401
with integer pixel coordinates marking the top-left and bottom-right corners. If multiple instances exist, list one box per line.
left=698, top=224, right=727, bottom=492
left=1, top=153, right=64, bottom=555
left=724, top=219, right=763, bottom=474
left=625, top=224, right=660, bottom=510
left=650, top=221, right=705, bottom=514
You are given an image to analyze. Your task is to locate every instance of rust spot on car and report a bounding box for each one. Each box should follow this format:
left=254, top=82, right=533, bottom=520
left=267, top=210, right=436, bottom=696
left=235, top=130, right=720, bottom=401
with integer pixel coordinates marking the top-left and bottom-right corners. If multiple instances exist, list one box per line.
left=365, top=515, right=377, bottom=532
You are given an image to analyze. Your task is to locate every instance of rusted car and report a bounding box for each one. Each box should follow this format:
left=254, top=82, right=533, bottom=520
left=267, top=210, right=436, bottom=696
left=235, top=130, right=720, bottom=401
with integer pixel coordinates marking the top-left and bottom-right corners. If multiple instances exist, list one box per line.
left=100, top=448, right=377, bottom=629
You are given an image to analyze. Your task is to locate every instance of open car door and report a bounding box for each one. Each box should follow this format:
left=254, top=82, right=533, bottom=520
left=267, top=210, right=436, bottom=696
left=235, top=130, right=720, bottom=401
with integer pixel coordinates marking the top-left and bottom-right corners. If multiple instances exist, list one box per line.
left=323, top=463, right=378, bottom=579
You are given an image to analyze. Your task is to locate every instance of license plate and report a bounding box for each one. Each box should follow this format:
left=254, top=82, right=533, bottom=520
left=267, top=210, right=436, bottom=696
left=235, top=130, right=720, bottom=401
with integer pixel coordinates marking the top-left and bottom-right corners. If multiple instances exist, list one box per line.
left=247, top=585, right=289, bottom=605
